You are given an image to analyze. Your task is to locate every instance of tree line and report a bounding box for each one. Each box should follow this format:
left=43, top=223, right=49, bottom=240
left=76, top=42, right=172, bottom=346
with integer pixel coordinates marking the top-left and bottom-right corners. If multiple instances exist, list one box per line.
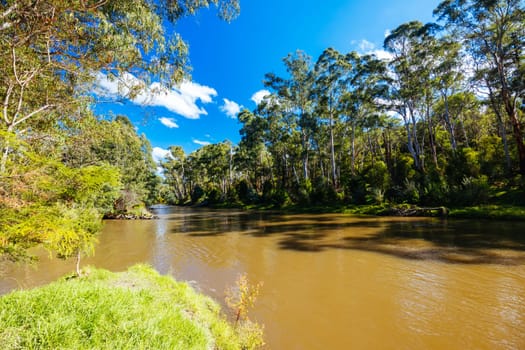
left=0, top=0, right=238, bottom=264
left=160, top=0, right=524, bottom=208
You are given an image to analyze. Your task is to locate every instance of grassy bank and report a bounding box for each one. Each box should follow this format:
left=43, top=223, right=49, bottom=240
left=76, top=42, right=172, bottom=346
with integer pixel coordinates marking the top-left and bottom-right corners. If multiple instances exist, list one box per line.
left=0, top=265, right=263, bottom=350
left=211, top=201, right=525, bottom=220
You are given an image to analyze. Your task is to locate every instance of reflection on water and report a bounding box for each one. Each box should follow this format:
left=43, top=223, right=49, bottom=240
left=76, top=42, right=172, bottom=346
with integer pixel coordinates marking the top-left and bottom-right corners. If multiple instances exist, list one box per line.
left=1, top=207, right=525, bottom=349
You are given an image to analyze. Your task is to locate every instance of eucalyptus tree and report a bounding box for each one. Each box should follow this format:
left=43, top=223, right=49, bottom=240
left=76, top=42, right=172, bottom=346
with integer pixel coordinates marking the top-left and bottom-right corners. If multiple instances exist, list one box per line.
left=255, top=93, right=300, bottom=189
left=264, top=51, right=316, bottom=182
left=183, top=141, right=235, bottom=201
left=384, top=21, right=429, bottom=172
left=413, top=25, right=448, bottom=168
left=162, top=146, right=188, bottom=203
left=429, top=36, right=465, bottom=152
left=313, top=48, right=349, bottom=188
left=434, top=0, right=525, bottom=174
left=237, top=109, right=272, bottom=192
left=339, top=52, right=390, bottom=174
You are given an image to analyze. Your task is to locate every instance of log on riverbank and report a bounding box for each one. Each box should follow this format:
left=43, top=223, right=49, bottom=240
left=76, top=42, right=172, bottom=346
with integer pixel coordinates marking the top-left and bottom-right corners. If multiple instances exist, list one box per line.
left=386, top=206, right=449, bottom=217
left=103, top=212, right=158, bottom=220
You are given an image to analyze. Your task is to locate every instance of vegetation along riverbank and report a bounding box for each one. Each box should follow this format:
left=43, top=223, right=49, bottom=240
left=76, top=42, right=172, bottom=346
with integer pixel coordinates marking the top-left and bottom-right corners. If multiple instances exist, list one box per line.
left=0, top=265, right=263, bottom=350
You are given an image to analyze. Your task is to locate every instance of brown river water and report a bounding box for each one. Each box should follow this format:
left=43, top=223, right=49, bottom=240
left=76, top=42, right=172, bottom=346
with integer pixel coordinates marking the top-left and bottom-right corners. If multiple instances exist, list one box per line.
left=1, top=206, right=525, bottom=349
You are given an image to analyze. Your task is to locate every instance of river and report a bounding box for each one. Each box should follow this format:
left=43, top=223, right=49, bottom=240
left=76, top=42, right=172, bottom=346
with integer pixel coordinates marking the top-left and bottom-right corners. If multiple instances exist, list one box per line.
left=1, top=206, right=525, bottom=349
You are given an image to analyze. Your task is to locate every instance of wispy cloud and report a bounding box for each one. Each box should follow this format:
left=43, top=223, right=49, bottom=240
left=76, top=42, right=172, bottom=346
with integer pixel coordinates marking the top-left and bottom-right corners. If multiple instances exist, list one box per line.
left=220, top=98, right=242, bottom=118
left=354, top=39, right=393, bottom=61
left=358, top=39, right=375, bottom=52
left=159, top=117, right=179, bottom=129
left=152, top=147, right=171, bottom=163
left=372, top=49, right=393, bottom=60
left=95, top=73, right=217, bottom=119
left=193, top=139, right=211, bottom=146
left=251, top=89, right=271, bottom=105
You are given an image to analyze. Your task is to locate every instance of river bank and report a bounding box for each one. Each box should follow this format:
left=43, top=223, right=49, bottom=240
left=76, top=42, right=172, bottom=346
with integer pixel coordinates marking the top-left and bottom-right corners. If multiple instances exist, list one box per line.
left=0, top=265, right=263, bottom=350
left=209, top=202, right=525, bottom=220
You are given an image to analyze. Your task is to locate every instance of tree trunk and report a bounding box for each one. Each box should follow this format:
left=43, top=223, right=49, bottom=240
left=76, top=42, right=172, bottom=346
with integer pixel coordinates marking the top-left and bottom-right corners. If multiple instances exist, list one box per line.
left=301, top=132, right=309, bottom=181
left=495, top=49, right=523, bottom=174
left=76, top=250, right=82, bottom=277
left=506, top=103, right=525, bottom=175
left=427, top=106, right=438, bottom=168
left=486, top=80, right=512, bottom=172
left=442, top=93, right=457, bottom=151
left=351, top=122, right=356, bottom=175
left=329, top=114, right=337, bottom=188
left=0, top=142, right=8, bottom=174
left=403, top=106, right=422, bottom=171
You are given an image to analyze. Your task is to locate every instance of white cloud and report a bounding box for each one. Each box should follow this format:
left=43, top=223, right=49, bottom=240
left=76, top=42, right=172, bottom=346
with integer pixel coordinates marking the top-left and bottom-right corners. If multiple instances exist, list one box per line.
left=358, top=39, right=375, bottom=53
left=193, top=139, right=211, bottom=146
left=152, top=147, right=171, bottom=163
left=94, top=72, right=144, bottom=97
left=95, top=73, right=217, bottom=119
left=384, top=29, right=392, bottom=38
left=220, top=98, right=242, bottom=118
left=353, top=40, right=393, bottom=61
left=179, top=81, right=216, bottom=104
left=159, top=117, right=179, bottom=129
left=371, top=49, right=393, bottom=61
left=251, top=89, right=271, bottom=105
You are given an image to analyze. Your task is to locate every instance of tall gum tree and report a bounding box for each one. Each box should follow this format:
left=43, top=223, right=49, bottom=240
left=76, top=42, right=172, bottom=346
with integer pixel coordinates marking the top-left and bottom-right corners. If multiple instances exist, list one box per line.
left=264, top=51, right=315, bottom=183
left=384, top=21, right=429, bottom=172
left=313, top=48, right=349, bottom=189
left=434, top=0, right=525, bottom=174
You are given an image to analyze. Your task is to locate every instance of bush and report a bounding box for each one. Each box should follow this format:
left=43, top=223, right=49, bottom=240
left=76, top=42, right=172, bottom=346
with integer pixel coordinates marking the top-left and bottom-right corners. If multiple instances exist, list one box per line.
left=310, top=177, right=338, bottom=204
left=420, top=178, right=450, bottom=206
left=363, top=161, right=390, bottom=192
left=270, top=188, right=291, bottom=207
left=191, top=185, right=206, bottom=203
left=446, top=147, right=481, bottom=186
left=235, top=180, right=259, bottom=204
left=458, top=176, right=490, bottom=205
left=207, top=187, right=223, bottom=204
left=401, top=179, right=420, bottom=204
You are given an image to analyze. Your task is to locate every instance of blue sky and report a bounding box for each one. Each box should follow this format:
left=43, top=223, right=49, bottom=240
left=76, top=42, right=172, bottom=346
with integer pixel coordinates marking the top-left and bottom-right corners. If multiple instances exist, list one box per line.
left=93, top=0, right=442, bottom=162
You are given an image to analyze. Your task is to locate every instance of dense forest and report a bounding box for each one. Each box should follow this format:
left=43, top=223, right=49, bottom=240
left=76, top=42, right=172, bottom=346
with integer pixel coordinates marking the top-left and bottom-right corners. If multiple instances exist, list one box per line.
left=0, top=0, right=524, bottom=263
left=161, top=0, right=525, bottom=208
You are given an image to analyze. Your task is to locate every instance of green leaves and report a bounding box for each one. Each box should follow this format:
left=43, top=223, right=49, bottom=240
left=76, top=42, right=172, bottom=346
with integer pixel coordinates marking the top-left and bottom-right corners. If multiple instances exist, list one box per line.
left=0, top=143, right=121, bottom=261
left=1, top=0, right=240, bottom=262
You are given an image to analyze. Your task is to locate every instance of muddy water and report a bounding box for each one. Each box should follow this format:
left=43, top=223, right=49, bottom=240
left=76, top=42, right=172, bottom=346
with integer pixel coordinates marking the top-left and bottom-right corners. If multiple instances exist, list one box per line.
left=1, top=207, right=525, bottom=349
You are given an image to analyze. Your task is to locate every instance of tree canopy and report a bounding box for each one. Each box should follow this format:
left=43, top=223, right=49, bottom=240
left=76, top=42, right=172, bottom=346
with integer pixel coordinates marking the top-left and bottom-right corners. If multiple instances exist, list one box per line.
left=0, top=0, right=239, bottom=263
left=159, top=0, right=524, bottom=209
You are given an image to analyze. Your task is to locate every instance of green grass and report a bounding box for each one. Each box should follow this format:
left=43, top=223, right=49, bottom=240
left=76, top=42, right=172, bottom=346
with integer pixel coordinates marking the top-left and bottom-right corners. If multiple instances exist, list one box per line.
left=448, top=205, right=525, bottom=220
left=205, top=198, right=525, bottom=221
left=0, top=265, right=263, bottom=350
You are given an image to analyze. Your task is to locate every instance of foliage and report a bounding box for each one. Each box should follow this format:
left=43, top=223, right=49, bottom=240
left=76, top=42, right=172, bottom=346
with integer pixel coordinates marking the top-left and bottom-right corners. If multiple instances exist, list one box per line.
left=0, top=142, right=120, bottom=262
left=224, top=274, right=264, bottom=350
left=0, top=265, right=263, bottom=350
left=157, top=0, right=524, bottom=212
left=0, top=0, right=239, bottom=262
